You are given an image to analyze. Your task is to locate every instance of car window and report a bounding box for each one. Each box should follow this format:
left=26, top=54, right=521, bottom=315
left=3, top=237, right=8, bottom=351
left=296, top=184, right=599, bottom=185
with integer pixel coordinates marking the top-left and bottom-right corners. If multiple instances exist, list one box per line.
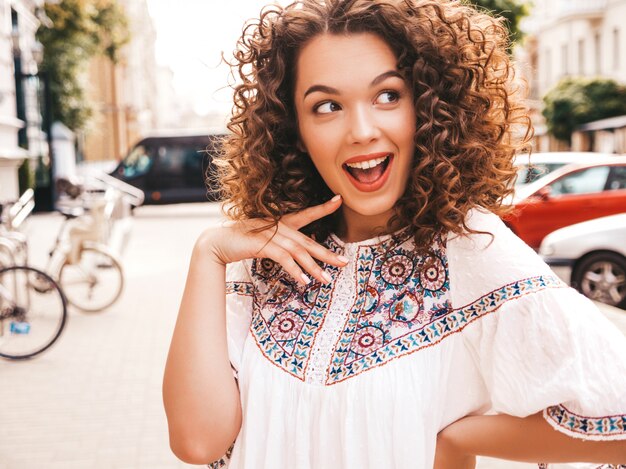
left=549, top=166, right=610, bottom=196
left=516, top=163, right=566, bottom=186
left=606, top=165, right=626, bottom=190
left=153, top=145, right=187, bottom=173
left=121, top=145, right=153, bottom=178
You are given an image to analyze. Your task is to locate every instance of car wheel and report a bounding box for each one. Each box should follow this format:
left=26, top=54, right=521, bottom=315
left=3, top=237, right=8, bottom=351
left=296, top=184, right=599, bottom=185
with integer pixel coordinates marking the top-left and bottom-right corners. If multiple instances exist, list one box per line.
left=572, top=252, right=626, bottom=310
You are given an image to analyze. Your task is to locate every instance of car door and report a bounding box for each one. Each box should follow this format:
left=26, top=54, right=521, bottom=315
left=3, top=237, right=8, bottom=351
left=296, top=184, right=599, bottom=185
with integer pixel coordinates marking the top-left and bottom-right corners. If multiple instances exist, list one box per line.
left=146, top=143, right=186, bottom=202
left=600, top=164, right=626, bottom=214
left=514, top=165, right=612, bottom=248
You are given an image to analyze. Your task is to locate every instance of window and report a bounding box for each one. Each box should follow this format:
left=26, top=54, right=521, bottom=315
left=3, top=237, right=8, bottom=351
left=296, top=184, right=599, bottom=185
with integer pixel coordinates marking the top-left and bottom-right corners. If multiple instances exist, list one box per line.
left=11, top=8, right=18, bottom=32
left=594, top=32, right=602, bottom=74
left=121, top=145, right=153, bottom=178
left=561, top=44, right=569, bottom=76
left=545, top=49, right=552, bottom=85
left=614, top=28, right=620, bottom=71
left=606, top=165, right=626, bottom=190
left=516, top=163, right=567, bottom=186
left=153, top=145, right=186, bottom=173
left=577, top=39, right=585, bottom=75
left=549, top=166, right=610, bottom=196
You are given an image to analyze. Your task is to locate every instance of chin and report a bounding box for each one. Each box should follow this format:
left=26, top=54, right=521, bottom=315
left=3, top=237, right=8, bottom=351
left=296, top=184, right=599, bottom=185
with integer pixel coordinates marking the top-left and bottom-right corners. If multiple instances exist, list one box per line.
left=342, top=196, right=399, bottom=218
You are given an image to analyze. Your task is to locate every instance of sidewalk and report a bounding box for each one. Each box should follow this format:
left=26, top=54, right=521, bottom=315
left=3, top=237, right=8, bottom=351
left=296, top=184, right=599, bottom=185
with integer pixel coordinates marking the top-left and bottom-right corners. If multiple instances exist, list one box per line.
left=0, top=203, right=623, bottom=468
left=0, top=204, right=220, bottom=469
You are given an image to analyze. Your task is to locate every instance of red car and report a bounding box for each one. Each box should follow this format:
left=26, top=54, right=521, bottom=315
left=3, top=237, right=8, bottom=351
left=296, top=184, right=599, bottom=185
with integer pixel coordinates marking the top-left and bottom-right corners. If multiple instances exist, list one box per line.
left=504, top=156, right=626, bottom=249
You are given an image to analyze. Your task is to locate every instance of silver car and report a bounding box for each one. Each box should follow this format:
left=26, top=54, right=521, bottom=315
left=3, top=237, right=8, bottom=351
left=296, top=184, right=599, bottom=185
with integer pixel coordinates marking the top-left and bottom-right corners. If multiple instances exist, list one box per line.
left=539, top=213, right=626, bottom=309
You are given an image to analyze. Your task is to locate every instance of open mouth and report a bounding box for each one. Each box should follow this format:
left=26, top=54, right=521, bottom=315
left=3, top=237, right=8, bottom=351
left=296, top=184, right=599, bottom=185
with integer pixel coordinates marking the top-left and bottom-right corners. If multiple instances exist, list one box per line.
left=342, top=154, right=393, bottom=192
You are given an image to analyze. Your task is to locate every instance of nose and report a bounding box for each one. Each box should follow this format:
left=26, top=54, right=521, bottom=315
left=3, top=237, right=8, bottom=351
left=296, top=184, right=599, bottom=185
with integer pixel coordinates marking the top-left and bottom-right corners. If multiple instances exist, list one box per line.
left=347, top=105, right=381, bottom=145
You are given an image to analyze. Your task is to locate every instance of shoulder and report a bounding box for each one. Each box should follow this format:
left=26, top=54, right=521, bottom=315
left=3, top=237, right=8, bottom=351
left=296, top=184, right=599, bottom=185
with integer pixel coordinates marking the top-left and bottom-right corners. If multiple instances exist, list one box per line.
left=446, top=206, right=505, bottom=250
left=445, top=206, right=558, bottom=306
left=446, top=206, right=536, bottom=259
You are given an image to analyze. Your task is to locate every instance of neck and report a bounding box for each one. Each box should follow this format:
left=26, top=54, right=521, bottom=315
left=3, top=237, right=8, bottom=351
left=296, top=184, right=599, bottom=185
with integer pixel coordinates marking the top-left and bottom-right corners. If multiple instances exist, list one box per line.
left=336, top=205, right=399, bottom=243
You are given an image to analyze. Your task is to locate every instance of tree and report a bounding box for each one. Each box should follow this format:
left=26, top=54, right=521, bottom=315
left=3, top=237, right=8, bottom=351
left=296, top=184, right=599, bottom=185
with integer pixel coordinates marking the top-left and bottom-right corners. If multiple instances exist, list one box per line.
left=466, top=0, right=531, bottom=48
left=36, top=0, right=130, bottom=131
left=542, top=77, right=626, bottom=143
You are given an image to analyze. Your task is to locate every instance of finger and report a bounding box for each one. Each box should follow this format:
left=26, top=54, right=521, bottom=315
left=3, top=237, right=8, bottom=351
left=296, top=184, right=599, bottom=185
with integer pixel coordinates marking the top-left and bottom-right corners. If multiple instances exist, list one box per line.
left=283, top=194, right=342, bottom=230
left=281, top=228, right=348, bottom=267
left=278, top=235, right=333, bottom=284
left=264, top=243, right=311, bottom=286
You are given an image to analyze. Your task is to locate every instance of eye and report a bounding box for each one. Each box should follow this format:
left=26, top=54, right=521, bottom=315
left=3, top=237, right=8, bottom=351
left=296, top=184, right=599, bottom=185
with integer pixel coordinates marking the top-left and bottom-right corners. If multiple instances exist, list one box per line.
left=375, top=90, right=400, bottom=105
left=314, top=101, right=341, bottom=114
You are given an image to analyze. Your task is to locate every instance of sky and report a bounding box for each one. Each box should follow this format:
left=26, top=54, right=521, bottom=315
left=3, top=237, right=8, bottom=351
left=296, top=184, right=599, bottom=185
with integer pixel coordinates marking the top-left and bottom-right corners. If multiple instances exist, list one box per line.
left=146, top=1, right=289, bottom=116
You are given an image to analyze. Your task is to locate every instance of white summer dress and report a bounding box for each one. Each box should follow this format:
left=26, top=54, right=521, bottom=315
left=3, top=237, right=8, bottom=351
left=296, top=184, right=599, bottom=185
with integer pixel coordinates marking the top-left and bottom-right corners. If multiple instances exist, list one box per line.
left=210, top=208, right=626, bottom=469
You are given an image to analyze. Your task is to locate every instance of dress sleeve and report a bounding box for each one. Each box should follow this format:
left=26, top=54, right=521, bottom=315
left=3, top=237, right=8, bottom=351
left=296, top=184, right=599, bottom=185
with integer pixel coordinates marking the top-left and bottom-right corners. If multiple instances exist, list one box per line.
left=447, top=207, right=626, bottom=442
left=225, top=260, right=254, bottom=381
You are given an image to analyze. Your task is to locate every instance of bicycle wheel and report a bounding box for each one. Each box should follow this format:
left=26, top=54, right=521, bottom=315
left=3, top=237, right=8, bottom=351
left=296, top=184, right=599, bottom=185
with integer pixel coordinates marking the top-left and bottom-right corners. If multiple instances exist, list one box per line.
left=0, top=266, right=68, bottom=360
left=58, top=245, right=124, bottom=312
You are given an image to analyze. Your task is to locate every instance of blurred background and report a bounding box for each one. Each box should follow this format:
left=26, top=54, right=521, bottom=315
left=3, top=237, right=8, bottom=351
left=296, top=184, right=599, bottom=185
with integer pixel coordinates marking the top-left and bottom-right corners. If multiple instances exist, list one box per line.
left=0, top=0, right=625, bottom=468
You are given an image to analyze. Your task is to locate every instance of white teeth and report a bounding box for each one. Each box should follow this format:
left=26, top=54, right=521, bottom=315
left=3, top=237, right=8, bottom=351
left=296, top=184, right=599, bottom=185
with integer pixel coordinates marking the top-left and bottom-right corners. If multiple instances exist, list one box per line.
left=345, top=155, right=388, bottom=170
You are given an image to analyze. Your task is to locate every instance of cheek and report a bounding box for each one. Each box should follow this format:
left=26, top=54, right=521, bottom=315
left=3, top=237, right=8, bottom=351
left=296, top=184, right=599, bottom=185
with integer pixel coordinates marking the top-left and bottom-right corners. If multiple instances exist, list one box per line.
left=397, top=107, right=417, bottom=143
left=301, top=127, right=341, bottom=174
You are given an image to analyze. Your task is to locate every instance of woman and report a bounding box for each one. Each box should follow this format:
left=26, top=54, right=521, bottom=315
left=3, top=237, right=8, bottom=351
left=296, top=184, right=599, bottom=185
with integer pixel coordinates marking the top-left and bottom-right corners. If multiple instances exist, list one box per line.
left=162, top=0, right=626, bottom=467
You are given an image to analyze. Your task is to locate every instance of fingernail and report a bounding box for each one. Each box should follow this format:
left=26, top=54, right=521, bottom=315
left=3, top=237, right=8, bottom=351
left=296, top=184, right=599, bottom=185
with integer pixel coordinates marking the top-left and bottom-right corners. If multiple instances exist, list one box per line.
left=322, top=271, right=332, bottom=283
left=337, top=255, right=349, bottom=263
left=331, top=194, right=341, bottom=202
left=301, top=273, right=311, bottom=284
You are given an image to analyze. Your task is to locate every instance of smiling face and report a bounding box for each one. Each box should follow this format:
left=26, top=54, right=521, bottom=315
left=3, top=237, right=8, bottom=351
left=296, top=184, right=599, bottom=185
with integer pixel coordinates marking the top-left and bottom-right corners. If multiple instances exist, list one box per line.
left=294, top=33, right=417, bottom=239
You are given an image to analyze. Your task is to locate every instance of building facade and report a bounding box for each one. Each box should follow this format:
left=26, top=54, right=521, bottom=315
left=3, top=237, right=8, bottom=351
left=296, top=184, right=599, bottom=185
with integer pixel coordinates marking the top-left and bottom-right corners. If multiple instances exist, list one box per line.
left=521, top=0, right=626, bottom=151
left=0, top=0, right=44, bottom=202
left=82, top=0, right=159, bottom=162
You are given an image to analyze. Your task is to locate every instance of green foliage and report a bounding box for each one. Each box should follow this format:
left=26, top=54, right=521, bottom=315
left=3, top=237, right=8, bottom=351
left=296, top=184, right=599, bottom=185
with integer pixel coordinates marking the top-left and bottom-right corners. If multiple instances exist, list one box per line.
left=36, top=0, right=130, bottom=131
left=542, top=77, right=626, bottom=142
left=466, top=0, right=531, bottom=48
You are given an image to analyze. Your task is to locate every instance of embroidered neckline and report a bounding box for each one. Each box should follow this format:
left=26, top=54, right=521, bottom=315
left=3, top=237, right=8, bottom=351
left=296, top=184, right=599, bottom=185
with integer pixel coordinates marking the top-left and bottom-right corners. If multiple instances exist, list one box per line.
left=327, top=226, right=413, bottom=251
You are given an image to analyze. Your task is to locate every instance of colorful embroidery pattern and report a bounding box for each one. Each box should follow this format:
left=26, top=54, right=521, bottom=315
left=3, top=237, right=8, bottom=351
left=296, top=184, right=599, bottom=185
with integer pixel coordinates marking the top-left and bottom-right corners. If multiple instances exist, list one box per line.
left=545, top=404, right=626, bottom=438
left=250, top=258, right=332, bottom=380
left=327, top=273, right=563, bottom=384
left=245, top=232, right=566, bottom=385
left=226, top=281, right=253, bottom=296
left=326, top=235, right=449, bottom=384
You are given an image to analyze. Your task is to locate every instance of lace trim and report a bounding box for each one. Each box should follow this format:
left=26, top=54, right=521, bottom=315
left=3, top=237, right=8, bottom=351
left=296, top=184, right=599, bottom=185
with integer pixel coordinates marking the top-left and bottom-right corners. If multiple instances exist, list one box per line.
left=306, top=243, right=358, bottom=385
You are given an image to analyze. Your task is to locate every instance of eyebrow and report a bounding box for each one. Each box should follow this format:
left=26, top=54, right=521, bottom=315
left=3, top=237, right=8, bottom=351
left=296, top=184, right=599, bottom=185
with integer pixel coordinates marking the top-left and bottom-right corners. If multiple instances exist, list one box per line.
left=303, top=70, right=404, bottom=99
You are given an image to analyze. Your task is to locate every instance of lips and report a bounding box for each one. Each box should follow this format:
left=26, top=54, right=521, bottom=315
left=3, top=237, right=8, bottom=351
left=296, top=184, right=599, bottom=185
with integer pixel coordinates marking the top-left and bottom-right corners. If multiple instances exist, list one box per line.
left=342, top=153, right=393, bottom=192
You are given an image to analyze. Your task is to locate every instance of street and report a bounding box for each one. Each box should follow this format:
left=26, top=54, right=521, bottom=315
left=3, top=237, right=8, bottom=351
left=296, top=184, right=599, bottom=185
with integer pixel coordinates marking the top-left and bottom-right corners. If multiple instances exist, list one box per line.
left=0, top=202, right=623, bottom=469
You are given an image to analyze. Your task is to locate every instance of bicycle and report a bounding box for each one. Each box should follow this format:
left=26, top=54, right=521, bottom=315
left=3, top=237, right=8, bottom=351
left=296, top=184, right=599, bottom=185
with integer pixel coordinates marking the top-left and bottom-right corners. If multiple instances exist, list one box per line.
left=46, top=174, right=144, bottom=312
left=45, top=180, right=127, bottom=313
left=0, top=190, right=68, bottom=360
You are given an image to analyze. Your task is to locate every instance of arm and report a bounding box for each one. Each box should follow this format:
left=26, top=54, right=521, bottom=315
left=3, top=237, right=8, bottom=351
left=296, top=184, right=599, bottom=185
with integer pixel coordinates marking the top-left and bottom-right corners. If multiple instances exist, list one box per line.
left=435, top=412, right=626, bottom=467
left=162, top=235, right=241, bottom=464
left=444, top=210, right=626, bottom=467
left=162, top=196, right=347, bottom=464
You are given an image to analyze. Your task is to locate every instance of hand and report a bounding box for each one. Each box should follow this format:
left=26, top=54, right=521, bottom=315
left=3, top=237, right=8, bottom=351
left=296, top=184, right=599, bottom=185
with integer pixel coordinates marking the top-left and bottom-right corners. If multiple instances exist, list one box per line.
left=199, top=195, right=348, bottom=285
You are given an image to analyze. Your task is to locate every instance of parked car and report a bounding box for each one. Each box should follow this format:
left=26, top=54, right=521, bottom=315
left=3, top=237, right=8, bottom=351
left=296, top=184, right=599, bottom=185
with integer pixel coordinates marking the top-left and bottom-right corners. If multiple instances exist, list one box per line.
left=110, top=130, right=227, bottom=204
left=504, top=156, right=626, bottom=249
left=513, top=152, right=613, bottom=189
left=539, top=213, right=626, bottom=309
